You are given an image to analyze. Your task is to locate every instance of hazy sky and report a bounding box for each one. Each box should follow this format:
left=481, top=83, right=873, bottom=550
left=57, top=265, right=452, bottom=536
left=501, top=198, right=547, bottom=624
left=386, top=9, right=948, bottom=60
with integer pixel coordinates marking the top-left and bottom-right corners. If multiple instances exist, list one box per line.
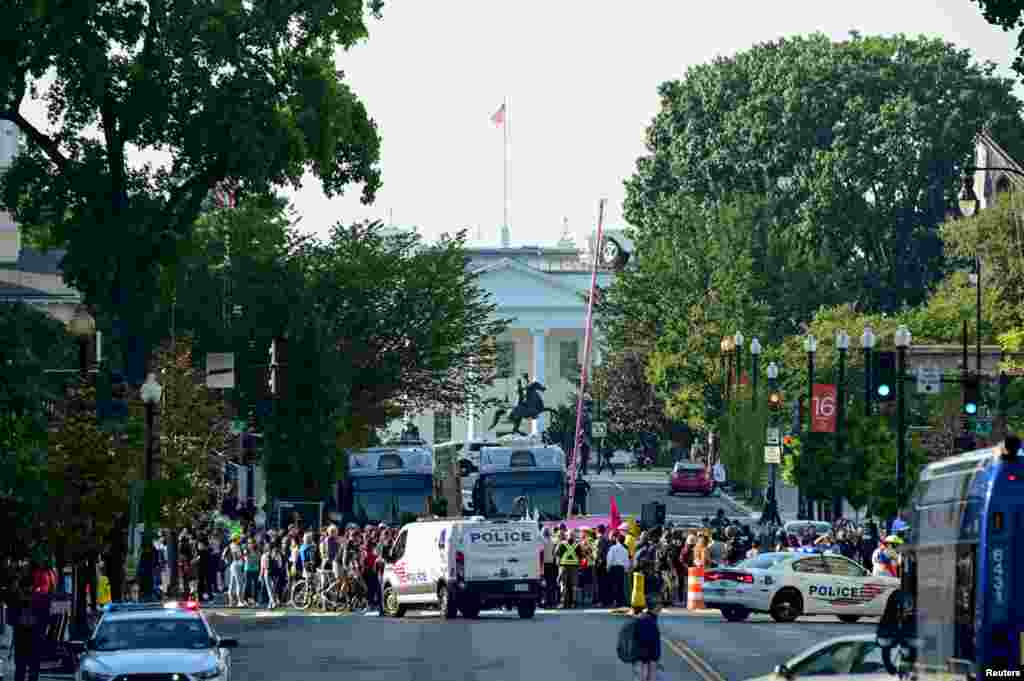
left=14, top=1, right=1024, bottom=248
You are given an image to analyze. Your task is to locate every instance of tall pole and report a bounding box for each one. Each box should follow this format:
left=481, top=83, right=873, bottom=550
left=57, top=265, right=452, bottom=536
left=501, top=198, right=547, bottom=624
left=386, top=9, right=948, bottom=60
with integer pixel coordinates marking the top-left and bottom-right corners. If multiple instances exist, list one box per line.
left=805, top=347, right=815, bottom=520
left=503, top=96, right=510, bottom=237
left=751, top=353, right=759, bottom=412
left=976, top=255, right=982, bottom=377
left=896, top=344, right=908, bottom=518
left=567, top=198, right=606, bottom=518
left=835, top=346, right=847, bottom=521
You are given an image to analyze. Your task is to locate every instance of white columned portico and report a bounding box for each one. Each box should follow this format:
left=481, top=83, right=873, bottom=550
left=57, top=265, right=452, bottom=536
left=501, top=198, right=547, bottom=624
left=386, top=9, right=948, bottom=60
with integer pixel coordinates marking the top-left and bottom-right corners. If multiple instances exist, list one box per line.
left=531, top=328, right=546, bottom=435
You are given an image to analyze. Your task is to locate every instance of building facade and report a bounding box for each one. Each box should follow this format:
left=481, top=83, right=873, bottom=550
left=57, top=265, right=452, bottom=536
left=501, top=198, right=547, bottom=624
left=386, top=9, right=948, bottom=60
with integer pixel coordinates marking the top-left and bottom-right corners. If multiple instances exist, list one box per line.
left=0, top=121, right=83, bottom=321
left=390, top=229, right=630, bottom=444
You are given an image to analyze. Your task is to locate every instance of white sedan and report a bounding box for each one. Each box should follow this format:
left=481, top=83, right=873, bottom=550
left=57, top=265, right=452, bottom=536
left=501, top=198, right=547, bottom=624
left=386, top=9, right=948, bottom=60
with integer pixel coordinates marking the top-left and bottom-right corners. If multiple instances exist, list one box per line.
left=701, top=552, right=900, bottom=623
left=745, top=634, right=896, bottom=681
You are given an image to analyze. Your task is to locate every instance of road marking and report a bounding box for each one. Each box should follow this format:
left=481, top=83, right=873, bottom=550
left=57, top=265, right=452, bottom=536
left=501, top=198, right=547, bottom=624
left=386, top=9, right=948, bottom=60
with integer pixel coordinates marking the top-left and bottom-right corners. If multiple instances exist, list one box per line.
left=664, top=638, right=726, bottom=681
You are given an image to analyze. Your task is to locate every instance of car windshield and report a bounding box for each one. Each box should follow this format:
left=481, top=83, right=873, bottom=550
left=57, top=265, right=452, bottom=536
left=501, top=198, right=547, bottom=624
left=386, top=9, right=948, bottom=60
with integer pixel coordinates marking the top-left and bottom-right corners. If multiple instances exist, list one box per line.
left=93, top=618, right=210, bottom=651
left=737, top=553, right=793, bottom=570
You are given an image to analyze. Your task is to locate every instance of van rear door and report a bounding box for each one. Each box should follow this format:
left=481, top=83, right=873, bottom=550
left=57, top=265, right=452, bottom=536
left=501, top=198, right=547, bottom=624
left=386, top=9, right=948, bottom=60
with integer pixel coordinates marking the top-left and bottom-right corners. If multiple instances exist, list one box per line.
left=461, top=522, right=541, bottom=582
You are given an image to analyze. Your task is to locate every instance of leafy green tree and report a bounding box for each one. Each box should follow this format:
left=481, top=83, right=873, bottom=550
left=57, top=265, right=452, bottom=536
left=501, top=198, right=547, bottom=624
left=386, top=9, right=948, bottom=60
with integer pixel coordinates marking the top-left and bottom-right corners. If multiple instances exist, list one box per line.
left=717, top=385, right=769, bottom=499
left=598, top=194, right=770, bottom=430
left=971, top=0, right=1024, bottom=77
left=624, top=32, right=1024, bottom=324
left=1, top=0, right=383, bottom=384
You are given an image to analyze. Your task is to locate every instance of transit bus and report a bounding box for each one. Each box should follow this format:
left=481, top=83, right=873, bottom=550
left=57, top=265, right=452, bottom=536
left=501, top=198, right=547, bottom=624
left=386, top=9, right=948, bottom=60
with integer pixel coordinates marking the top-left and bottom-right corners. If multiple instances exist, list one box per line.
left=882, top=437, right=1023, bottom=678
left=468, top=441, right=573, bottom=520
left=338, top=444, right=434, bottom=526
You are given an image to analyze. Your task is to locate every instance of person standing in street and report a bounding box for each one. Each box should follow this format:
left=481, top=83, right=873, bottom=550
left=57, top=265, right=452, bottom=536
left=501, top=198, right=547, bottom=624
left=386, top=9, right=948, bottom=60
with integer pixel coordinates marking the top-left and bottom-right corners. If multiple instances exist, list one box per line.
left=713, top=459, right=727, bottom=493
left=606, top=533, right=630, bottom=608
left=541, top=528, right=557, bottom=608
left=595, top=524, right=611, bottom=607
left=633, top=597, right=662, bottom=681
left=5, top=573, right=49, bottom=681
left=555, top=531, right=580, bottom=609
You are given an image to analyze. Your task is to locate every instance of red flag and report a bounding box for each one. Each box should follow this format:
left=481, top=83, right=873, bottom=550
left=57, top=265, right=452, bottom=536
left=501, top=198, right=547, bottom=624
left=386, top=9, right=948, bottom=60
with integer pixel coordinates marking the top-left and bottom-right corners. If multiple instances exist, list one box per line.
left=491, top=103, right=505, bottom=126
left=609, top=496, right=622, bottom=533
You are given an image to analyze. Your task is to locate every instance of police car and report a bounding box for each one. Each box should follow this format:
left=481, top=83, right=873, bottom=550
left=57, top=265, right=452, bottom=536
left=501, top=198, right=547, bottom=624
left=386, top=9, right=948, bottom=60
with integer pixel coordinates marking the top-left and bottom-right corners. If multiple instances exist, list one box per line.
left=71, top=601, right=238, bottom=680
left=701, top=552, right=900, bottom=623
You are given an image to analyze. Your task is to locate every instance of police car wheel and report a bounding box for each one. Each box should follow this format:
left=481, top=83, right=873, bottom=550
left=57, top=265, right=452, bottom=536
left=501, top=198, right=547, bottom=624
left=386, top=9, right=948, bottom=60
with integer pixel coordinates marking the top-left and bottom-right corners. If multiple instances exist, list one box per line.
left=460, top=597, right=481, bottom=619
left=838, top=615, right=861, bottom=623
left=440, top=587, right=458, bottom=619
left=720, top=606, right=750, bottom=622
left=769, top=590, right=802, bottom=623
left=517, top=601, right=536, bottom=619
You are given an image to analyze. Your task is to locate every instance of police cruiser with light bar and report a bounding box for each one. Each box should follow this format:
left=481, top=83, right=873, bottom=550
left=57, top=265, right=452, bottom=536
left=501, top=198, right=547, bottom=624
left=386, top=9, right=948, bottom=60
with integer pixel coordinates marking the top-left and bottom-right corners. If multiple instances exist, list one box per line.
left=70, top=601, right=238, bottom=681
left=701, top=551, right=899, bottom=623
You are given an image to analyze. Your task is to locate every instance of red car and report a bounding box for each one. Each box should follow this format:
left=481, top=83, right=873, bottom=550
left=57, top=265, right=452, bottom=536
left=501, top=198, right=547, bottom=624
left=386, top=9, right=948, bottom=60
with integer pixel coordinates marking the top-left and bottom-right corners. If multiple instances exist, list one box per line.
left=668, top=462, right=714, bottom=496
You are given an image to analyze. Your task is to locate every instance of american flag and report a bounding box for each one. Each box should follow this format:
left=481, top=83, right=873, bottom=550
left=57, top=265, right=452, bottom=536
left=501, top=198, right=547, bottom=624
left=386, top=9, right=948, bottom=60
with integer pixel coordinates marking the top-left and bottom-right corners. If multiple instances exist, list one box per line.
left=491, top=103, right=506, bottom=127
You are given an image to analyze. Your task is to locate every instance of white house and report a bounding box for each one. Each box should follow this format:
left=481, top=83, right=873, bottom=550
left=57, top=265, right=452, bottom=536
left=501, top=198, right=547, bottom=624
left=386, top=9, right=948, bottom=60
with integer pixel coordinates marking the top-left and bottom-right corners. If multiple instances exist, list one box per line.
left=392, top=223, right=630, bottom=444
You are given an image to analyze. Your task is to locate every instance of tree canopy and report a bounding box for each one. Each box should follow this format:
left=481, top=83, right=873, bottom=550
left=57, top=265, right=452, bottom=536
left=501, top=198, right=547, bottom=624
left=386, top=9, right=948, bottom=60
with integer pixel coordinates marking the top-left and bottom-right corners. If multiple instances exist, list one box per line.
left=624, top=32, right=1024, bottom=324
left=1, top=0, right=384, bottom=382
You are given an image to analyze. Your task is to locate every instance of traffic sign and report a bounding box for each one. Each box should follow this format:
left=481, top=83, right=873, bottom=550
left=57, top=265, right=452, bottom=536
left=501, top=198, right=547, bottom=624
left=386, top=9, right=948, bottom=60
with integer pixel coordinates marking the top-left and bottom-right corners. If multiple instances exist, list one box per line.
left=766, top=427, right=781, bottom=445
left=974, top=418, right=993, bottom=436
left=592, top=421, right=607, bottom=438
left=764, top=446, right=782, bottom=464
left=206, top=352, right=235, bottom=389
left=916, top=366, right=941, bottom=395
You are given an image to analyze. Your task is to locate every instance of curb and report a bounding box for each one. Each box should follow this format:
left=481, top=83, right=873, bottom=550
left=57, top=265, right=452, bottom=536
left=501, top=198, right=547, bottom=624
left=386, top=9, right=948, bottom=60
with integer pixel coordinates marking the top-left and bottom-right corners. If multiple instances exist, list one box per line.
left=715, top=489, right=760, bottom=519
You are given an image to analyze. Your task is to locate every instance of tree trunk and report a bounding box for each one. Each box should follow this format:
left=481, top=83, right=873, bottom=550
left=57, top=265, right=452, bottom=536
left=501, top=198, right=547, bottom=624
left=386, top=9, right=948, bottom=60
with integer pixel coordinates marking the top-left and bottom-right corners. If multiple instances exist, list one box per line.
left=167, top=531, right=179, bottom=598
left=103, top=514, right=129, bottom=603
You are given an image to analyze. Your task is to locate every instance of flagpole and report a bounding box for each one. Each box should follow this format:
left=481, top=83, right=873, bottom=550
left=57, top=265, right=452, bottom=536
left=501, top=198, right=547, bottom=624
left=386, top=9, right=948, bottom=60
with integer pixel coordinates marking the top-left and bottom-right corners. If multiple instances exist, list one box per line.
left=503, top=96, right=509, bottom=239
left=567, top=198, right=606, bottom=518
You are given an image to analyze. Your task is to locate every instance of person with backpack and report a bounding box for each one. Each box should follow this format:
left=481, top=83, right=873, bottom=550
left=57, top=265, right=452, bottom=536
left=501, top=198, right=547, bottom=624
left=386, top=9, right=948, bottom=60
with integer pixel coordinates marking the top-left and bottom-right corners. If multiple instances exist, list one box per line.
left=617, top=596, right=662, bottom=681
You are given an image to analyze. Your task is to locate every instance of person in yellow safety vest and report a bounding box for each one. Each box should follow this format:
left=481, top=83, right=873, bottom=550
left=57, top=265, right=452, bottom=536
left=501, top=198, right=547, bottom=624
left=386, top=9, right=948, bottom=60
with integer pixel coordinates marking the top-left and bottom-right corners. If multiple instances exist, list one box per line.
left=555, top=532, right=581, bottom=609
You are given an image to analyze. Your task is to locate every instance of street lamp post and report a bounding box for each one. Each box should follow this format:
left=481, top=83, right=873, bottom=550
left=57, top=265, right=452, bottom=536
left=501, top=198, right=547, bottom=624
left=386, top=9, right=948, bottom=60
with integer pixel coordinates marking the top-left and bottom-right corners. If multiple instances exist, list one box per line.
left=720, top=337, right=729, bottom=407
left=734, top=331, right=745, bottom=391
left=140, top=373, right=162, bottom=599
left=764, top=361, right=781, bottom=525
left=971, top=256, right=982, bottom=377
left=894, top=325, right=912, bottom=520
left=803, top=333, right=817, bottom=520
left=861, top=326, right=876, bottom=418
left=750, top=337, right=762, bottom=411
left=835, top=330, right=850, bottom=522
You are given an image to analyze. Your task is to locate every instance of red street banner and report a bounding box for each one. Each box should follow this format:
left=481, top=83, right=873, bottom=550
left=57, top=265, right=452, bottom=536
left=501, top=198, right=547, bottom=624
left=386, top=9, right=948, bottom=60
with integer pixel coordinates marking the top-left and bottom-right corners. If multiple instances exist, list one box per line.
left=811, top=383, right=837, bottom=433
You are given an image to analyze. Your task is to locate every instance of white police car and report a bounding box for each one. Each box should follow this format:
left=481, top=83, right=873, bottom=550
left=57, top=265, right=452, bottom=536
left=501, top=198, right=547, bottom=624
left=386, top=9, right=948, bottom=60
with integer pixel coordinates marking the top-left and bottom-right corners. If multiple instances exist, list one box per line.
left=71, top=601, right=237, bottom=680
left=701, top=552, right=900, bottom=623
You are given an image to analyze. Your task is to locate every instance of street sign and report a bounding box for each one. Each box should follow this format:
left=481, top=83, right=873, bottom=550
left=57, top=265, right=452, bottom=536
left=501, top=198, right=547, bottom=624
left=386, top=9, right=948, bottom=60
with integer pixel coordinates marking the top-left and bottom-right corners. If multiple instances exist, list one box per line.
left=230, top=419, right=247, bottom=436
left=764, top=445, right=782, bottom=464
left=766, top=427, right=781, bottom=445
left=592, top=421, right=607, bottom=438
left=206, top=353, right=235, bottom=389
left=916, top=366, right=941, bottom=395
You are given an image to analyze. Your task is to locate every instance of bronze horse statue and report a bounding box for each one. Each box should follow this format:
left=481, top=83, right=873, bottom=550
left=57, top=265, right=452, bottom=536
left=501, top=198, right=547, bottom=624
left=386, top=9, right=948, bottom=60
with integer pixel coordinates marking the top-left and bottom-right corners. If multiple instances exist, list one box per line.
left=489, top=379, right=558, bottom=436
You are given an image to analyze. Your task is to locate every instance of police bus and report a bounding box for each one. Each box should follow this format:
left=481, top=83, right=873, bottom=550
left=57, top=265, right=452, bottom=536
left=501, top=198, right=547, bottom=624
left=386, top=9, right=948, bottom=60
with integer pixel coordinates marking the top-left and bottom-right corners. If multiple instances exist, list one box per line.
left=882, top=437, right=1022, bottom=678
left=338, top=443, right=434, bottom=526
left=468, top=439, right=569, bottom=521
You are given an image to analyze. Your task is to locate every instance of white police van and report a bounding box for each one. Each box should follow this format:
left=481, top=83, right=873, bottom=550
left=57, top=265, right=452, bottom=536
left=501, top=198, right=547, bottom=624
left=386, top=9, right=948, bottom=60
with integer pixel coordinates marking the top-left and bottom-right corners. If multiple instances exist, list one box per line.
left=380, top=517, right=543, bottom=620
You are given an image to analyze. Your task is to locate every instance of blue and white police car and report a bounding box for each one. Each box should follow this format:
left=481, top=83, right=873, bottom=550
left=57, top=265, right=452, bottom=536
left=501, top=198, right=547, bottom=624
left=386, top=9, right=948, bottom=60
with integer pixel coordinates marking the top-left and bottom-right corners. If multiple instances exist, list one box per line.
left=71, top=601, right=238, bottom=680
left=701, top=552, right=900, bottom=623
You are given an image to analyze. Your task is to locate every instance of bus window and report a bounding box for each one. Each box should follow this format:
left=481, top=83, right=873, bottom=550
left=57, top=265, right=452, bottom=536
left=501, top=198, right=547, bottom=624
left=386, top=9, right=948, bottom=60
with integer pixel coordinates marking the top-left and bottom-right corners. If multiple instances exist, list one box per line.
left=916, top=542, right=977, bottom=667
left=954, top=543, right=977, bottom=663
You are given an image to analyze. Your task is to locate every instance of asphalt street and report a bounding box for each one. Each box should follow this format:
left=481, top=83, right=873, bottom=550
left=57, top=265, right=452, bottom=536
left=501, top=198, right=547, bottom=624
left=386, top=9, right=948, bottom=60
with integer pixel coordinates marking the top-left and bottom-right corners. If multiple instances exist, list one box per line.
left=461, top=470, right=752, bottom=524
left=203, top=606, right=881, bottom=681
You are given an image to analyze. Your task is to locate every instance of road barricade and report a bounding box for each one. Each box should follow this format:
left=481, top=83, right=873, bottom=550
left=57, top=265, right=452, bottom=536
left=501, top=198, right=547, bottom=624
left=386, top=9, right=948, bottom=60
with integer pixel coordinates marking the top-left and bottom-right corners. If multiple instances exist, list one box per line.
left=686, top=567, right=705, bottom=610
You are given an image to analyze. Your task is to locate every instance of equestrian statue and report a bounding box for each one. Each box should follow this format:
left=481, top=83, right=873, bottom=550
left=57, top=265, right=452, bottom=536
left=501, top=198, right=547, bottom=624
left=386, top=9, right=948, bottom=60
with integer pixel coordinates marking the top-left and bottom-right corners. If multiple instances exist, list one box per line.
left=489, top=373, right=558, bottom=436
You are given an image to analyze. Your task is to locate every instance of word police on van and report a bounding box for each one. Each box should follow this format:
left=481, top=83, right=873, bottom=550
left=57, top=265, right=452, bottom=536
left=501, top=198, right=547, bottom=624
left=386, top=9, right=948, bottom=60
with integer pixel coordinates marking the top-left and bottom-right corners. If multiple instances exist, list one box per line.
left=469, top=529, right=534, bottom=545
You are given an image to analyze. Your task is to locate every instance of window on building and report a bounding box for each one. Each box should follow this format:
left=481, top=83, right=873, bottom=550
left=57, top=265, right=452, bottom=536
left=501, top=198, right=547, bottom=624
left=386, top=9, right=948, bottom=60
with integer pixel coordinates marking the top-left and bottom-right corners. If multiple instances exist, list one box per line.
left=560, top=340, right=579, bottom=380
left=433, top=411, right=452, bottom=443
left=496, top=342, right=515, bottom=379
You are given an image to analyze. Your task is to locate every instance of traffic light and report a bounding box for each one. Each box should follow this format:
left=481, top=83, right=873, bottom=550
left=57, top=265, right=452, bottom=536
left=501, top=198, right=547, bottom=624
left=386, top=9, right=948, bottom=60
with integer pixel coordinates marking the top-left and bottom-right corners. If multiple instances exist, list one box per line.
left=783, top=435, right=795, bottom=447
left=963, top=374, right=980, bottom=415
left=768, top=391, right=783, bottom=410
left=874, top=351, right=896, bottom=402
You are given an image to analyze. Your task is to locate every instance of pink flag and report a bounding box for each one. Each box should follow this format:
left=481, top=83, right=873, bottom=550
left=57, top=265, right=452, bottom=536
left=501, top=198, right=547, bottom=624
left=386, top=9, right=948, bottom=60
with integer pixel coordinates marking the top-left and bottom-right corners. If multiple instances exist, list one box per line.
left=491, top=103, right=506, bottom=126
left=609, top=496, right=622, bottom=533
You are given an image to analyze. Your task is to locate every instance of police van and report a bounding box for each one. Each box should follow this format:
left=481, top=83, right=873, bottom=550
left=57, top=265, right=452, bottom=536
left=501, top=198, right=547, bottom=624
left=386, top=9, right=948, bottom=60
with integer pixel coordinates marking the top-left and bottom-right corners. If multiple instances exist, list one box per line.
left=380, top=517, right=543, bottom=620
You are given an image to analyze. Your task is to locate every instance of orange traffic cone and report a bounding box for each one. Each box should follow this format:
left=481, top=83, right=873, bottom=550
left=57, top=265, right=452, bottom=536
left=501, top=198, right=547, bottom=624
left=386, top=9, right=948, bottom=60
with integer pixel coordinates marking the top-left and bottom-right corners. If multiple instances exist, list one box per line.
left=687, top=567, right=705, bottom=610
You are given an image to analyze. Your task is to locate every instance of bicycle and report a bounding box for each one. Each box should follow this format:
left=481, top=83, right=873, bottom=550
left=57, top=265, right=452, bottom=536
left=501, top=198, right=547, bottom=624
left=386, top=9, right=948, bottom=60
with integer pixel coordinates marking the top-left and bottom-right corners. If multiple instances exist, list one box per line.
left=290, top=569, right=345, bottom=611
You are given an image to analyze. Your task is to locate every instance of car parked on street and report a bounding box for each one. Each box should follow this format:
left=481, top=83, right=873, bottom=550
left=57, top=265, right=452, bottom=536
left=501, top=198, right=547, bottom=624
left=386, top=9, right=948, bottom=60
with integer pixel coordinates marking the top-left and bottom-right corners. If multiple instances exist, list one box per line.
left=744, top=634, right=895, bottom=681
